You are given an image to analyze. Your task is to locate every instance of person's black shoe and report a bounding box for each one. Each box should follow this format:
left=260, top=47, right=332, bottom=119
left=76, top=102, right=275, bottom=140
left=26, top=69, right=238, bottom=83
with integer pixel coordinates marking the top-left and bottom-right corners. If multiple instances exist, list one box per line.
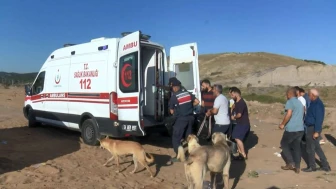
left=317, top=166, right=331, bottom=172
left=301, top=167, right=317, bottom=172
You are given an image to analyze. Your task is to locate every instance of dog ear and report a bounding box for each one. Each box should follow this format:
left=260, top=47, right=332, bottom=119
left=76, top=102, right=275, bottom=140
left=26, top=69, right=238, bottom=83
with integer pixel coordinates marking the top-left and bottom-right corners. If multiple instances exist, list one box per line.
left=187, top=135, right=192, bottom=142
left=212, top=132, right=216, bottom=142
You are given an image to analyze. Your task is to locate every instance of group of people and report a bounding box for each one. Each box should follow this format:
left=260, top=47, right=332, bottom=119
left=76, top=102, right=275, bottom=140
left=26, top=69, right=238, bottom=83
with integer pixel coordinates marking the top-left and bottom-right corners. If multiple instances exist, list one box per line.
left=161, top=78, right=331, bottom=173
left=161, top=77, right=251, bottom=162
left=279, top=87, right=331, bottom=173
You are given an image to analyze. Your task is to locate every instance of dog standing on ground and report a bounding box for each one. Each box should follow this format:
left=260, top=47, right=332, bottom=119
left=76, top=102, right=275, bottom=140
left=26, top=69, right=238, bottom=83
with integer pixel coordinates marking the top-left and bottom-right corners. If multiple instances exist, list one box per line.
left=177, top=133, right=231, bottom=189
left=98, top=136, right=155, bottom=177
left=177, top=135, right=201, bottom=162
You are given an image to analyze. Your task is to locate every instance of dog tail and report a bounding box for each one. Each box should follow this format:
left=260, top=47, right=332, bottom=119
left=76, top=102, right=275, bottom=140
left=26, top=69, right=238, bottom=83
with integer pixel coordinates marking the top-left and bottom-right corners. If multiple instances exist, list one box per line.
left=145, top=152, right=155, bottom=164
left=177, top=145, right=186, bottom=162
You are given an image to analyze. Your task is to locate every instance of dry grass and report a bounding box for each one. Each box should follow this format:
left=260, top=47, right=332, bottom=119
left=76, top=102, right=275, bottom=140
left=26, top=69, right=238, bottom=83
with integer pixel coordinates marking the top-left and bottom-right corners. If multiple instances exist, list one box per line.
left=199, top=52, right=319, bottom=84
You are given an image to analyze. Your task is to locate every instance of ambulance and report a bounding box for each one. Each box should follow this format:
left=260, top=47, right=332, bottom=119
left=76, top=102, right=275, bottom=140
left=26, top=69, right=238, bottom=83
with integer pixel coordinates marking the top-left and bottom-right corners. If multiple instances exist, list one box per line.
left=23, top=31, right=201, bottom=145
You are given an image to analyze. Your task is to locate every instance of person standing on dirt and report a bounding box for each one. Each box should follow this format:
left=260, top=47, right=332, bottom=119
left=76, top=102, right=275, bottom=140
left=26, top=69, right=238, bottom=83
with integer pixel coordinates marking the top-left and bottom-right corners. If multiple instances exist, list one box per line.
left=201, top=79, right=216, bottom=113
left=228, top=87, right=239, bottom=157
left=169, top=79, right=200, bottom=162
left=230, top=87, right=250, bottom=160
left=206, top=84, right=230, bottom=134
left=302, top=89, right=331, bottom=172
left=279, top=87, right=304, bottom=174
left=298, top=88, right=325, bottom=145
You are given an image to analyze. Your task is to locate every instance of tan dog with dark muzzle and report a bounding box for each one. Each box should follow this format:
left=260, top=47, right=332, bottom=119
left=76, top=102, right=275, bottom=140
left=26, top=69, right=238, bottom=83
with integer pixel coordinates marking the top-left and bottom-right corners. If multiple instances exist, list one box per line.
left=177, top=133, right=231, bottom=189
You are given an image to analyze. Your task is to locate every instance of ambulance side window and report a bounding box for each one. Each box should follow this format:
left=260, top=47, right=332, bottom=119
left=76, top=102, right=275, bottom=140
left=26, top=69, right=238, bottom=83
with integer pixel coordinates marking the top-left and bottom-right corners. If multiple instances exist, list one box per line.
left=32, top=71, right=46, bottom=95
left=119, top=52, right=138, bottom=93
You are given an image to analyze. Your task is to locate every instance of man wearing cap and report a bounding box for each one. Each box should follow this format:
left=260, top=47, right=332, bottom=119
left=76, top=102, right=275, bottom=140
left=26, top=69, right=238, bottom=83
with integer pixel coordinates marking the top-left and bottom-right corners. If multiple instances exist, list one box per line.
left=157, top=77, right=187, bottom=100
left=169, top=79, right=200, bottom=162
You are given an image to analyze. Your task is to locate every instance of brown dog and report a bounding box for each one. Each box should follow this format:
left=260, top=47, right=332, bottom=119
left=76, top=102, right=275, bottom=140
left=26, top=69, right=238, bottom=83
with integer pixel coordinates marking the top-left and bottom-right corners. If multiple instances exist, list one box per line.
left=178, top=133, right=231, bottom=189
left=98, top=136, right=155, bottom=177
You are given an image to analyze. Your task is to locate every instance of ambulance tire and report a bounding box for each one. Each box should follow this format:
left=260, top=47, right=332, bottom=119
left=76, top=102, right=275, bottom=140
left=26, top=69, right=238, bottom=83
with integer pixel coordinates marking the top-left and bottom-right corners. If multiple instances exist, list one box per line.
left=81, top=119, right=100, bottom=146
left=27, top=107, right=40, bottom=128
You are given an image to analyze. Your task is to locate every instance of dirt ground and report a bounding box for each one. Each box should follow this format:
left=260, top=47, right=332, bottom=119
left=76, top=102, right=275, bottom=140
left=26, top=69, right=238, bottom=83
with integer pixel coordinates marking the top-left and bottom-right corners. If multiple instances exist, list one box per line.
left=1, top=87, right=336, bottom=189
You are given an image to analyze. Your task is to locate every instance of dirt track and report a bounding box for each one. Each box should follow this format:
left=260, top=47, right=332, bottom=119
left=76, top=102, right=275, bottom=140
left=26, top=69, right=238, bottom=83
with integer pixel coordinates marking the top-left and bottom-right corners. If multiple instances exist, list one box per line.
left=1, top=87, right=336, bottom=189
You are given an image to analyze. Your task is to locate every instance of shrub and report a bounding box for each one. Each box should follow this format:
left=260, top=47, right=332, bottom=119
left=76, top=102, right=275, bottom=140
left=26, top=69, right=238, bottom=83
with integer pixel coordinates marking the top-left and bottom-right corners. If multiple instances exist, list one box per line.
left=3, top=83, right=10, bottom=89
left=303, top=59, right=326, bottom=65
left=244, top=93, right=286, bottom=104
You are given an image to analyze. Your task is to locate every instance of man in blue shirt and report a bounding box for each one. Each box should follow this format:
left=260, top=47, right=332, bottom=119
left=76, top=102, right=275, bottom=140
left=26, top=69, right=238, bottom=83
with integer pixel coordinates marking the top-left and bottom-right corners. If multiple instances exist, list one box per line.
left=279, top=87, right=304, bottom=173
left=302, top=89, right=331, bottom=172
left=169, top=79, right=200, bottom=162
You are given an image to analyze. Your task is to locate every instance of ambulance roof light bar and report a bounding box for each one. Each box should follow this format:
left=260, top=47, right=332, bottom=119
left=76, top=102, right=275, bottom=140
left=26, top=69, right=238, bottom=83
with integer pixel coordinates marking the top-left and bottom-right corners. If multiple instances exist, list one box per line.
left=121, top=31, right=151, bottom=41
left=64, top=43, right=76, bottom=47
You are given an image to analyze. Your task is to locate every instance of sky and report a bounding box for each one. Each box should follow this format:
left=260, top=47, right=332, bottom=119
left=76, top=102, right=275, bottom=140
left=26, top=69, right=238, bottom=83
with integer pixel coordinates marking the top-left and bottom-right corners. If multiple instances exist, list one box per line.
left=0, top=0, right=335, bottom=73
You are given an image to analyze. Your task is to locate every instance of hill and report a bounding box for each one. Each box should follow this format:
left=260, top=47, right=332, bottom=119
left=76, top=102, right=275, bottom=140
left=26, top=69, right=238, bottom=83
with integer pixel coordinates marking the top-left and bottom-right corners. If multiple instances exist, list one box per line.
left=198, top=52, right=336, bottom=87
left=0, top=72, right=37, bottom=85
left=1, top=52, right=334, bottom=87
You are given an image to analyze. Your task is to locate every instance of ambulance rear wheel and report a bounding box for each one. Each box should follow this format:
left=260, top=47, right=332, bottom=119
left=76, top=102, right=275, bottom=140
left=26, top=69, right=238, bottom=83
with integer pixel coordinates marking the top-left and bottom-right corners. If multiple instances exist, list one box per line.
left=81, top=119, right=99, bottom=146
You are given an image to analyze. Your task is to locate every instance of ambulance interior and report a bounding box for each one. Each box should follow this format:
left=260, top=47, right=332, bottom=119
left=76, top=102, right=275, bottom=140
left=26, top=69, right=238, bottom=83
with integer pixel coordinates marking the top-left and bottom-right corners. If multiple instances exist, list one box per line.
left=140, top=45, right=167, bottom=126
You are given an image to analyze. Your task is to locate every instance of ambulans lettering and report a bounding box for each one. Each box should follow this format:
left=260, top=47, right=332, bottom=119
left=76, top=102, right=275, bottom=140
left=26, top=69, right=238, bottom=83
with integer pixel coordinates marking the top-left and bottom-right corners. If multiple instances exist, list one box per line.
left=123, top=41, right=138, bottom=51
left=49, top=93, right=66, bottom=98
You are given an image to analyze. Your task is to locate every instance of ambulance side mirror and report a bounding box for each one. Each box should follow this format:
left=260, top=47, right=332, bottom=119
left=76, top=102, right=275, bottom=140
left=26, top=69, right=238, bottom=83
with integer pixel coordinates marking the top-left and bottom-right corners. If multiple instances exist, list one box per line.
left=25, top=85, right=31, bottom=96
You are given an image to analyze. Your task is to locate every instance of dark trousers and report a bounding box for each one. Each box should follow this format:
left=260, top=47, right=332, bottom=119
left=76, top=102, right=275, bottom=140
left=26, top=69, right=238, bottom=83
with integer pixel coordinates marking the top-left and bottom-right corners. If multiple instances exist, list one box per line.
left=280, top=131, right=304, bottom=168
left=230, top=123, right=238, bottom=154
left=305, top=126, right=330, bottom=169
left=172, top=116, right=194, bottom=154
left=212, top=124, right=230, bottom=134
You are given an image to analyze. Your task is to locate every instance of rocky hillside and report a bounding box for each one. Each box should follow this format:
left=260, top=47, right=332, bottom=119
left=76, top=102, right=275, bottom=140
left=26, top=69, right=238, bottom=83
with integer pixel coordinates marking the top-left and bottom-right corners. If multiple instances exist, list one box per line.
left=199, top=52, right=335, bottom=87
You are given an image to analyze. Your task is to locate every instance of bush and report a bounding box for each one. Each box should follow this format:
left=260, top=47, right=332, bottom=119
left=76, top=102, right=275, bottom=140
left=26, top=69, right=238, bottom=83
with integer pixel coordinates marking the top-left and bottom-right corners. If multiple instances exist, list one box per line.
left=244, top=93, right=286, bottom=104
left=303, top=59, right=326, bottom=65
left=3, top=83, right=10, bottom=89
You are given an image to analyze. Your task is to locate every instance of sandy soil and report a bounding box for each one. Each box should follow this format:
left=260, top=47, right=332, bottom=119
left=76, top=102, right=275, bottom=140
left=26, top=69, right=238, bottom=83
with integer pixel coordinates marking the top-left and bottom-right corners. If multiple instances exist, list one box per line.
left=1, top=87, right=336, bottom=189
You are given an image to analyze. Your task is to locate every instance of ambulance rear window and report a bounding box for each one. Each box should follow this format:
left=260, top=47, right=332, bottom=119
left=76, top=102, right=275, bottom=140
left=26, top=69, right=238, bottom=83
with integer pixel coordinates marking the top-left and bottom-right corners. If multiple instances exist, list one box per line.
left=119, top=52, right=139, bottom=93
left=175, top=62, right=194, bottom=91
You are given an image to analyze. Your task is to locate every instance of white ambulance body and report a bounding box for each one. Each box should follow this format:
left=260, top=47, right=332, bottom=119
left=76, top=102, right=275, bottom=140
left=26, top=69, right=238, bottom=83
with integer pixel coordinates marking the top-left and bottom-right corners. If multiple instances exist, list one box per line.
left=23, top=31, right=201, bottom=145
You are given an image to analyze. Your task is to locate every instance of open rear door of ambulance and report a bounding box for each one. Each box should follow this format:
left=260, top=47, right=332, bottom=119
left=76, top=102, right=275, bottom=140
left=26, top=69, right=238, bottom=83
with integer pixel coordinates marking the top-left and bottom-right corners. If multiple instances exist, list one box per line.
left=169, top=43, right=201, bottom=113
left=116, top=31, right=145, bottom=136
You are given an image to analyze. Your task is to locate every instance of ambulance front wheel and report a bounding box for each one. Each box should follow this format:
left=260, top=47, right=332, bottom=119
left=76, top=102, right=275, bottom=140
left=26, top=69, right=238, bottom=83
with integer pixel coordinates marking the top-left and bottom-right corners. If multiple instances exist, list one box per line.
left=81, top=119, right=100, bottom=146
left=27, top=107, right=40, bottom=128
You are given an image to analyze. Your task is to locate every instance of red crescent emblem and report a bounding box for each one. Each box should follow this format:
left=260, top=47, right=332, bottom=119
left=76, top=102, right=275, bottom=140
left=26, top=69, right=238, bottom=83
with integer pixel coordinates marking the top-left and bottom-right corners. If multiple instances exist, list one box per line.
left=121, top=63, right=132, bottom=88
left=55, top=69, right=61, bottom=84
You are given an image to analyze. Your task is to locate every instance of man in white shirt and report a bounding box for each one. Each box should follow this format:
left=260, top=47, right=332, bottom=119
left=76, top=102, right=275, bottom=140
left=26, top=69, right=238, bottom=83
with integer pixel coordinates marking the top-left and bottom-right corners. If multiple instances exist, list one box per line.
left=206, top=84, right=231, bottom=134
left=297, top=88, right=306, bottom=113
